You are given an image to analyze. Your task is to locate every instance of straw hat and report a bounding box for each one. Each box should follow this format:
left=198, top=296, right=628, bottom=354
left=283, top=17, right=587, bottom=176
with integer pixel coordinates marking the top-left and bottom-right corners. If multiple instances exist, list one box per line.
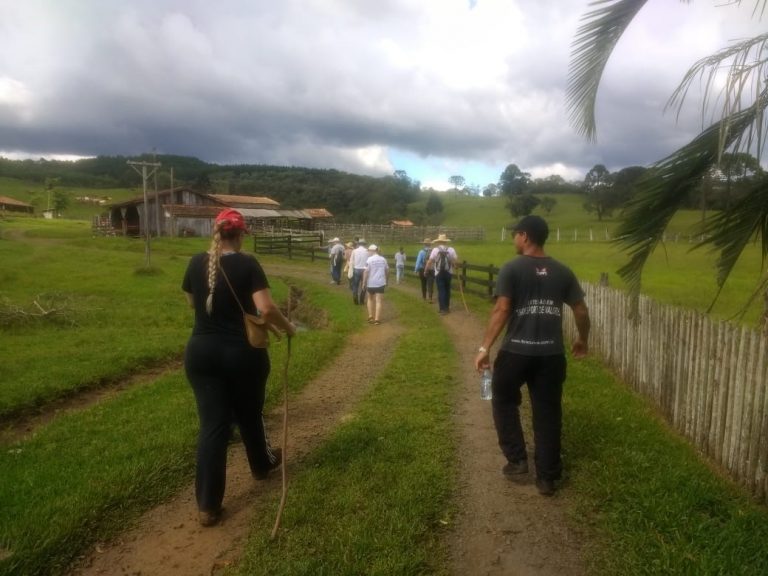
left=422, top=237, right=432, bottom=244
left=431, top=233, right=451, bottom=244
left=368, top=244, right=379, bottom=252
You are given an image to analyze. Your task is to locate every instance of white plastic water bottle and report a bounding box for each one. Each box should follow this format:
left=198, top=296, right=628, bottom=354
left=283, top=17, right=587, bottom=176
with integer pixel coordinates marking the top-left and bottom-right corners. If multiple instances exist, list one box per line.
left=480, top=369, right=493, bottom=400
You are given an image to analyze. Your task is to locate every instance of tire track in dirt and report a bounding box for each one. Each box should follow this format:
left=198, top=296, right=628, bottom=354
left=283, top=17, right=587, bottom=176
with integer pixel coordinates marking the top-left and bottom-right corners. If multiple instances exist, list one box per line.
left=0, top=359, right=183, bottom=445
left=69, top=273, right=404, bottom=576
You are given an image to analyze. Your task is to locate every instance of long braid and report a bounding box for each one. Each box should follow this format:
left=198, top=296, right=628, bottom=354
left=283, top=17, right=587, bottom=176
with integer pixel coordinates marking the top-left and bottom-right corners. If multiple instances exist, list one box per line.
left=206, top=225, right=222, bottom=315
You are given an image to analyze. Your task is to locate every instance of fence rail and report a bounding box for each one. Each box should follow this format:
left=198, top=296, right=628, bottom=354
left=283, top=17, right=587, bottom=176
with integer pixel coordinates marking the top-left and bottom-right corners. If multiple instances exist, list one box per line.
left=564, top=283, right=768, bottom=503
left=253, top=233, right=324, bottom=261
left=320, top=224, right=485, bottom=243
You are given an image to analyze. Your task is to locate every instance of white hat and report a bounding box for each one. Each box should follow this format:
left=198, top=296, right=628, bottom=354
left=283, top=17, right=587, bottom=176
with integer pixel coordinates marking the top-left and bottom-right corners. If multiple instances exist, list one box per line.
left=368, top=244, right=378, bottom=251
left=329, top=237, right=340, bottom=243
left=431, top=233, right=451, bottom=244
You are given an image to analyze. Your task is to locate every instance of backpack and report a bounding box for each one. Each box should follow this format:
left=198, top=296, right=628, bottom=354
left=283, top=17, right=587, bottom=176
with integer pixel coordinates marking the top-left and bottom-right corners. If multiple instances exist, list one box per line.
left=435, top=248, right=450, bottom=273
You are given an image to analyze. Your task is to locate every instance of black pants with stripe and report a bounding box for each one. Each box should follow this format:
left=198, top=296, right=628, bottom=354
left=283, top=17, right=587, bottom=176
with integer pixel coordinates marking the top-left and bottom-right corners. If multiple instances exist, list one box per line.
left=185, top=334, right=274, bottom=512
left=491, top=352, right=566, bottom=482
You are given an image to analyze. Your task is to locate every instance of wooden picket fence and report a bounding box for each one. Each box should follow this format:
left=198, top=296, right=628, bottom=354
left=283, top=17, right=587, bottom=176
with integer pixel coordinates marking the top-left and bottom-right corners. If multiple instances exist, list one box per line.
left=564, top=283, right=768, bottom=502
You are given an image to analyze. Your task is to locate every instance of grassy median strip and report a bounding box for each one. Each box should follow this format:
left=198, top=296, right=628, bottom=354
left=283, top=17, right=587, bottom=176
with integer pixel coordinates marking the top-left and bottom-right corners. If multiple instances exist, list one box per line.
left=235, top=289, right=459, bottom=576
left=564, top=357, right=768, bottom=575
left=0, top=276, right=361, bottom=576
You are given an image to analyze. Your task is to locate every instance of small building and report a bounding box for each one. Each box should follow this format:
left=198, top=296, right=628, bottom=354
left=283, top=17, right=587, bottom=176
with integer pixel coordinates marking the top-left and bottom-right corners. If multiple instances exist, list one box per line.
left=105, top=189, right=333, bottom=237
left=302, top=208, right=335, bottom=231
left=0, top=195, right=34, bottom=214
left=390, top=219, right=414, bottom=228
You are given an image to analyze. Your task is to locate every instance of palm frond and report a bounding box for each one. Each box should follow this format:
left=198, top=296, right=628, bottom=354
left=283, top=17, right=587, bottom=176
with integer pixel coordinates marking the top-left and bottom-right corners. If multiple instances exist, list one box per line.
left=615, top=90, right=768, bottom=296
left=666, top=33, right=768, bottom=162
left=693, top=174, right=768, bottom=303
left=566, top=0, right=649, bottom=141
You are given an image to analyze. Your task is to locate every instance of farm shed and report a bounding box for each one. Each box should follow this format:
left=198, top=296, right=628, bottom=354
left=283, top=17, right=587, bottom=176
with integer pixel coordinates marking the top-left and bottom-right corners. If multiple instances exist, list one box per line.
left=0, top=195, right=34, bottom=214
left=301, top=208, right=335, bottom=231
left=106, top=189, right=331, bottom=237
left=390, top=219, right=414, bottom=227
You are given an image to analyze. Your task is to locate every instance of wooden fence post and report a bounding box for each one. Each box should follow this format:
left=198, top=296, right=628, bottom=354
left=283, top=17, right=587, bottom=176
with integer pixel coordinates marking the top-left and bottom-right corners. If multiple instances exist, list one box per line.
left=488, top=265, right=496, bottom=298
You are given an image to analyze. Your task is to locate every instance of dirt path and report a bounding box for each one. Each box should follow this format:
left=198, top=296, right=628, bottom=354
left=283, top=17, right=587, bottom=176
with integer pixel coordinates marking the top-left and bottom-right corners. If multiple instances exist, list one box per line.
left=67, top=265, right=586, bottom=575
left=436, top=302, right=585, bottom=575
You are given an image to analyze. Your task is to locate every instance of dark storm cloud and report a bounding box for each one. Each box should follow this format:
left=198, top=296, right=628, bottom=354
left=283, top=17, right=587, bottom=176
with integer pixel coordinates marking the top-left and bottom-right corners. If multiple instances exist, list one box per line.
left=0, top=0, right=761, bottom=183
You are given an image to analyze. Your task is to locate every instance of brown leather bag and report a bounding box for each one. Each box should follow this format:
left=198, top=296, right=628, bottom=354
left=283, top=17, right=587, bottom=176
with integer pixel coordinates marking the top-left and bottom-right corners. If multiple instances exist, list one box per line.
left=220, top=265, right=281, bottom=348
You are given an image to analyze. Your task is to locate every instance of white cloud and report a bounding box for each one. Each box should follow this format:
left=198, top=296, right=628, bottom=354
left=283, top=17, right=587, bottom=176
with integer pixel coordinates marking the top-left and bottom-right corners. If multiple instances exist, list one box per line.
left=0, top=0, right=764, bottom=183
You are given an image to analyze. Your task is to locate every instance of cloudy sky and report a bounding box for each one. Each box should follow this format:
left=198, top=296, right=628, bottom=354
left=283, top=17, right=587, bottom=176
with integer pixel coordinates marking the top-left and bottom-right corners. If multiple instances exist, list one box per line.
left=0, top=0, right=763, bottom=190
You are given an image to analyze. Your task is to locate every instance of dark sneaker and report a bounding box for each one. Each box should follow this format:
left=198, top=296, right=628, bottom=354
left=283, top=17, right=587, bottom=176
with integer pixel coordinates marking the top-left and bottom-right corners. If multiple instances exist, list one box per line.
left=502, top=460, right=529, bottom=477
left=536, top=478, right=556, bottom=496
left=254, top=447, right=283, bottom=480
left=198, top=508, right=222, bottom=527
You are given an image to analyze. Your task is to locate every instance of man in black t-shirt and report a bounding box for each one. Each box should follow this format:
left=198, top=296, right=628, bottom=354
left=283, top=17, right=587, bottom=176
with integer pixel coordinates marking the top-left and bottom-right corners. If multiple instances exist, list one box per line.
left=474, top=215, right=591, bottom=496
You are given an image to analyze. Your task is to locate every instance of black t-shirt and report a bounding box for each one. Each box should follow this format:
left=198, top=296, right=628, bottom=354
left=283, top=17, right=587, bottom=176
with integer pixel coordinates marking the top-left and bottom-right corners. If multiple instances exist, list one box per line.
left=495, top=255, right=584, bottom=356
left=182, top=252, right=270, bottom=340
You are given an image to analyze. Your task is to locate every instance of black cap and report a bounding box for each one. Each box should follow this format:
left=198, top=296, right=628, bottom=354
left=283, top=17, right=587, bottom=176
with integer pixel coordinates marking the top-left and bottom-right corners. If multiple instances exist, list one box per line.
left=513, top=215, right=549, bottom=246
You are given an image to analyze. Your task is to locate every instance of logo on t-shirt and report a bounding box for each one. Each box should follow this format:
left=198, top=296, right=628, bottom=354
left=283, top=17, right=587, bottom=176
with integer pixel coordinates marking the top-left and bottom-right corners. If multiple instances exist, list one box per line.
left=535, top=267, right=548, bottom=276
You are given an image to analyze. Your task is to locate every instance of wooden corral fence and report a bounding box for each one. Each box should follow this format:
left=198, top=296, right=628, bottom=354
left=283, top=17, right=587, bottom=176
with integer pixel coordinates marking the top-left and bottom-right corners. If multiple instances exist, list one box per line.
left=564, top=283, right=768, bottom=503
left=454, top=262, right=498, bottom=299
left=321, top=224, right=485, bottom=243
left=253, top=232, right=325, bottom=261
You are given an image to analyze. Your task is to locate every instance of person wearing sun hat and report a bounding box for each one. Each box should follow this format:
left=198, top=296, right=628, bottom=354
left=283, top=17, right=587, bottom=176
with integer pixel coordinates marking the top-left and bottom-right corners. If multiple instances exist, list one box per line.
left=414, top=238, right=434, bottom=302
left=362, top=243, right=388, bottom=324
left=328, top=236, right=345, bottom=285
left=426, top=233, right=458, bottom=314
left=182, top=208, right=296, bottom=526
left=473, top=214, right=591, bottom=497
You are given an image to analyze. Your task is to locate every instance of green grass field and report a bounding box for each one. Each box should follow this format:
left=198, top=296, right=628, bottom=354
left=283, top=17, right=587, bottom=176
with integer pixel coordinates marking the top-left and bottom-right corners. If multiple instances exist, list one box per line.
left=0, top=176, right=138, bottom=219
left=2, top=195, right=768, bottom=574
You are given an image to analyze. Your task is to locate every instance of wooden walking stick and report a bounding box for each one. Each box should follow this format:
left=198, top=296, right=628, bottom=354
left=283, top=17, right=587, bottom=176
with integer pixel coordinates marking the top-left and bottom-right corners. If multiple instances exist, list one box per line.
left=457, top=262, right=469, bottom=313
left=271, top=290, right=293, bottom=540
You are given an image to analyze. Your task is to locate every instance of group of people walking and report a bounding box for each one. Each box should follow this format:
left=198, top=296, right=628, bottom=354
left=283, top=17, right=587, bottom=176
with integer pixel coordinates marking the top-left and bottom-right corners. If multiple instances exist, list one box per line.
left=182, top=210, right=590, bottom=527
left=329, top=232, right=462, bottom=320
left=327, top=237, right=391, bottom=325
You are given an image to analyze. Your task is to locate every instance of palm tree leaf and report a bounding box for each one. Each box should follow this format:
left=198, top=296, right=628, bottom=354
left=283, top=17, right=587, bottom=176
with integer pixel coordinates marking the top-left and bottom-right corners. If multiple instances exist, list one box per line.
left=693, top=175, right=768, bottom=302
left=567, top=0, right=650, bottom=141
left=615, top=91, right=768, bottom=295
left=667, top=32, right=768, bottom=161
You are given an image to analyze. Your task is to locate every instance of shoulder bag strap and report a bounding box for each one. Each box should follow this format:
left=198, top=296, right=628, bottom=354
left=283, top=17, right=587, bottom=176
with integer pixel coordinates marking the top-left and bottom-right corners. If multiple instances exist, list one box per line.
left=218, top=263, right=247, bottom=315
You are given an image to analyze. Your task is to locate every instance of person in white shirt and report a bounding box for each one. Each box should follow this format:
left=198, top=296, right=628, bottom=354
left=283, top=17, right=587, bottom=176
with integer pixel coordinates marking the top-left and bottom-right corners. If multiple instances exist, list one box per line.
left=394, top=247, right=406, bottom=284
left=350, top=239, right=370, bottom=305
left=363, top=244, right=389, bottom=324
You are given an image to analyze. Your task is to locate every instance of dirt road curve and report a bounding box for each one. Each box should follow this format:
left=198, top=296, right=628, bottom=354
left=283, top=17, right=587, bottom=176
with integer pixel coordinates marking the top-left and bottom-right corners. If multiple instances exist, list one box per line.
left=70, top=265, right=585, bottom=575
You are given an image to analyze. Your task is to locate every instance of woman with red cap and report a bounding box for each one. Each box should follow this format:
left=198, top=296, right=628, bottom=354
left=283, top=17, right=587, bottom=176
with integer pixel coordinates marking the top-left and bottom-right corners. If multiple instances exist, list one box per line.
left=182, top=208, right=296, bottom=527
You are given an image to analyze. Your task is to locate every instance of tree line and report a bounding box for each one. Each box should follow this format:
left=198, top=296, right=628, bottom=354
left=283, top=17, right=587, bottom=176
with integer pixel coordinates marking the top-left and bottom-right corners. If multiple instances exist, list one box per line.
left=446, top=153, right=764, bottom=223
left=4, top=152, right=761, bottom=227
left=0, top=155, right=422, bottom=224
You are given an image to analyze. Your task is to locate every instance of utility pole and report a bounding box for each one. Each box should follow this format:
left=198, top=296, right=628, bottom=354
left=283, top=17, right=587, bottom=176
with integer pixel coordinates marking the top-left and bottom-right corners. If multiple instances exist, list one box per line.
left=153, top=149, right=161, bottom=237
left=128, top=159, right=161, bottom=267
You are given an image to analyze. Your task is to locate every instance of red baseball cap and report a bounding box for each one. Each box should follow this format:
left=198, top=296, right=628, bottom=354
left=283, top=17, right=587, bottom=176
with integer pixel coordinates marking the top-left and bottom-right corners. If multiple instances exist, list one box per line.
left=215, top=208, right=246, bottom=232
